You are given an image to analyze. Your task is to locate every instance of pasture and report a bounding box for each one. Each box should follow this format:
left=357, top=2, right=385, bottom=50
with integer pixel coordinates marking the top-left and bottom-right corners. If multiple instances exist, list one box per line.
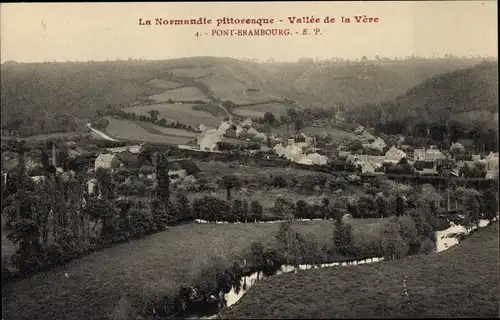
left=1, top=219, right=386, bottom=320
left=148, top=86, right=209, bottom=102
left=145, top=78, right=185, bottom=90
left=135, top=121, right=198, bottom=138
left=221, top=223, right=500, bottom=319
left=232, top=103, right=301, bottom=118
left=124, top=103, right=223, bottom=128
left=104, top=117, right=195, bottom=145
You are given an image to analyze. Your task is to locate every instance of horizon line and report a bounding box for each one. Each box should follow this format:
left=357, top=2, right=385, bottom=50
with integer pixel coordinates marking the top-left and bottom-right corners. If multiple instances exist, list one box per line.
left=1, top=54, right=498, bottom=65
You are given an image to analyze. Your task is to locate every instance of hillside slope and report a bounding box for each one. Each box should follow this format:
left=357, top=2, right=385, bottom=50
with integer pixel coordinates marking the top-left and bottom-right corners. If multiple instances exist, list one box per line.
left=263, top=58, right=483, bottom=107
left=345, top=61, right=499, bottom=129
left=221, top=223, right=499, bottom=319
left=1, top=57, right=489, bottom=136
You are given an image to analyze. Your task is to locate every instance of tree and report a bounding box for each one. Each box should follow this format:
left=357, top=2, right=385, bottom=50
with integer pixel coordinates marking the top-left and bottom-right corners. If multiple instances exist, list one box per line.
left=381, top=221, right=409, bottom=260
left=333, top=219, right=354, bottom=256
left=375, top=195, right=389, bottom=218
left=148, top=110, right=160, bottom=122
left=156, top=152, right=170, bottom=205
left=250, top=200, right=264, bottom=222
left=294, top=119, right=304, bottom=133
left=263, top=112, right=276, bottom=125
left=219, top=175, right=240, bottom=202
left=321, top=197, right=330, bottom=220
left=231, top=199, right=246, bottom=222
left=272, top=197, right=294, bottom=220
left=175, top=192, right=191, bottom=221
left=295, top=200, right=309, bottom=220
left=348, top=139, right=363, bottom=152
left=483, top=186, right=498, bottom=224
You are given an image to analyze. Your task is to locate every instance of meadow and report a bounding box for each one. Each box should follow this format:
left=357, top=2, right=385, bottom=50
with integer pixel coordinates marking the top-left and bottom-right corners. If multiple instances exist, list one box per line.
left=135, top=121, right=198, bottom=138
left=124, top=103, right=223, bottom=128
left=221, top=223, right=500, bottom=319
left=104, top=117, right=195, bottom=145
left=1, top=219, right=385, bottom=320
left=232, top=102, right=301, bottom=118
left=148, top=86, right=209, bottom=102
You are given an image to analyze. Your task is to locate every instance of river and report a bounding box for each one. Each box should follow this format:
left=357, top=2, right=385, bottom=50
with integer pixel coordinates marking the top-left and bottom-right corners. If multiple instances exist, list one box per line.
left=198, top=218, right=494, bottom=319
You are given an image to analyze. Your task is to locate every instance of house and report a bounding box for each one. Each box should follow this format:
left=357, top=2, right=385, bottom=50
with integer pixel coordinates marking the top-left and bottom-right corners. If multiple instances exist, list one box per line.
left=168, top=158, right=201, bottom=178
left=449, top=142, right=465, bottom=153
left=354, top=125, right=365, bottom=135
left=413, top=147, right=447, bottom=174
left=362, top=137, right=387, bottom=152
left=197, top=128, right=222, bottom=151
left=94, top=153, right=120, bottom=171
left=338, top=150, right=352, bottom=158
left=359, top=131, right=375, bottom=143
left=486, top=152, right=499, bottom=171
left=385, top=146, right=407, bottom=164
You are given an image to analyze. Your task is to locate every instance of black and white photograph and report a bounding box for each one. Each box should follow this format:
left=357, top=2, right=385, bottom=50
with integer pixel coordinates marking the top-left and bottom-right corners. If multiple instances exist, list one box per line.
left=1, top=1, right=498, bottom=319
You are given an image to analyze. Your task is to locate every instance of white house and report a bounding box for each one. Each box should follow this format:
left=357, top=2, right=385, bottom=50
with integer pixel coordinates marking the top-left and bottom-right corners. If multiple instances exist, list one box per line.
left=94, top=153, right=120, bottom=171
left=197, top=128, right=222, bottom=151
left=385, top=146, right=407, bottom=163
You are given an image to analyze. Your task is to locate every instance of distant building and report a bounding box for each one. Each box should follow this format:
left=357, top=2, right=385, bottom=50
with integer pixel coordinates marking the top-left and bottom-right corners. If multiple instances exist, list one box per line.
left=363, top=137, right=387, bottom=152
left=449, top=142, right=465, bottom=153
left=354, top=125, right=365, bottom=135
left=385, top=146, right=407, bottom=164
left=94, top=153, right=120, bottom=171
left=197, top=128, right=222, bottom=151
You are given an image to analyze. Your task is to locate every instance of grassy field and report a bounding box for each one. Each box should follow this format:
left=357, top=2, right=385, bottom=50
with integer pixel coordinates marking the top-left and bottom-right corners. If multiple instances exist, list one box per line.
left=221, top=223, right=500, bottom=319
left=269, top=124, right=358, bottom=140
left=104, top=117, right=194, bottom=145
left=124, top=103, right=223, bottom=128
left=135, top=121, right=198, bottom=138
left=145, top=78, right=185, bottom=90
left=195, top=160, right=331, bottom=180
left=1, top=219, right=386, bottom=320
left=148, top=86, right=209, bottom=102
left=232, top=103, right=301, bottom=118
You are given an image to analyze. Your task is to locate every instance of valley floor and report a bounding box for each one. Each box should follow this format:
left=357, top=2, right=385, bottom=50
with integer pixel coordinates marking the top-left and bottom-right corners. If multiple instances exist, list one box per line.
left=2, top=219, right=378, bottom=320
left=220, top=223, right=500, bottom=319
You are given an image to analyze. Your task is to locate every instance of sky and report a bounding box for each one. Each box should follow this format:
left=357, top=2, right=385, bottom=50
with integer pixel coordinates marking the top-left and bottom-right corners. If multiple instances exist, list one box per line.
left=0, top=1, right=497, bottom=63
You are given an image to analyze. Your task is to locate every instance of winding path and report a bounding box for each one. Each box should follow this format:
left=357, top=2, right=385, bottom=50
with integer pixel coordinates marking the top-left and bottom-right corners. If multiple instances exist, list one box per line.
left=85, top=123, right=119, bottom=142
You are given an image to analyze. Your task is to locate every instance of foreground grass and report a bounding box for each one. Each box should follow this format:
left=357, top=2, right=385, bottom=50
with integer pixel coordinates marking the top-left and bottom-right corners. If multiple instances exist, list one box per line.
left=221, top=223, right=500, bottom=319
left=2, top=220, right=383, bottom=320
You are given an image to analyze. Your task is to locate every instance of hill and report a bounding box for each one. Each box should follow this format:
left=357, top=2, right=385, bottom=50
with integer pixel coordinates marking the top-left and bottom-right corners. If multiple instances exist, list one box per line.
left=1, top=57, right=489, bottom=137
left=262, top=58, right=483, bottom=107
left=221, top=223, right=499, bottom=319
left=345, top=61, right=499, bottom=129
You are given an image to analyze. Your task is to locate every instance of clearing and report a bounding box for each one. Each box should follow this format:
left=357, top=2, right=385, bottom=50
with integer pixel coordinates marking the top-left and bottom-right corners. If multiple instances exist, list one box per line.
left=1, top=219, right=385, bottom=320
left=232, top=103, right=301, bottom=118
left=124, top=103, right=223, bottom=128
left=221, top=223, right=500, bottom=319
left=148, top=86, right=209, bottom=103
left=104, top=117, right=195, bottom=145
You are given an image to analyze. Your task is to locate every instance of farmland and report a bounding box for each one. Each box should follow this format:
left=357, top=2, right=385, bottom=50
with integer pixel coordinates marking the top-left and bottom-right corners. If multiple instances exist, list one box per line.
left=104, top=117, right=195, bottom=145
left=221, top=223, right=500, bottom=319
left=232, top=102, right=301, bottom=118
left=1, top=219, right=386, bottom=320
left=135, top=121, right=198, bottom=138
left=124, top=103, right=224, bottom=128
left=148, top=86, right=209, bottom=102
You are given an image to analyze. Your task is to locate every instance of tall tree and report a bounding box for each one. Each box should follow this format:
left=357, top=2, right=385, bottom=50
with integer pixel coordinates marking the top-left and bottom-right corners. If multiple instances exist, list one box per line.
left=219, top=175, right=240, bottom=202
left=156, top=152, right=170, bottom=205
